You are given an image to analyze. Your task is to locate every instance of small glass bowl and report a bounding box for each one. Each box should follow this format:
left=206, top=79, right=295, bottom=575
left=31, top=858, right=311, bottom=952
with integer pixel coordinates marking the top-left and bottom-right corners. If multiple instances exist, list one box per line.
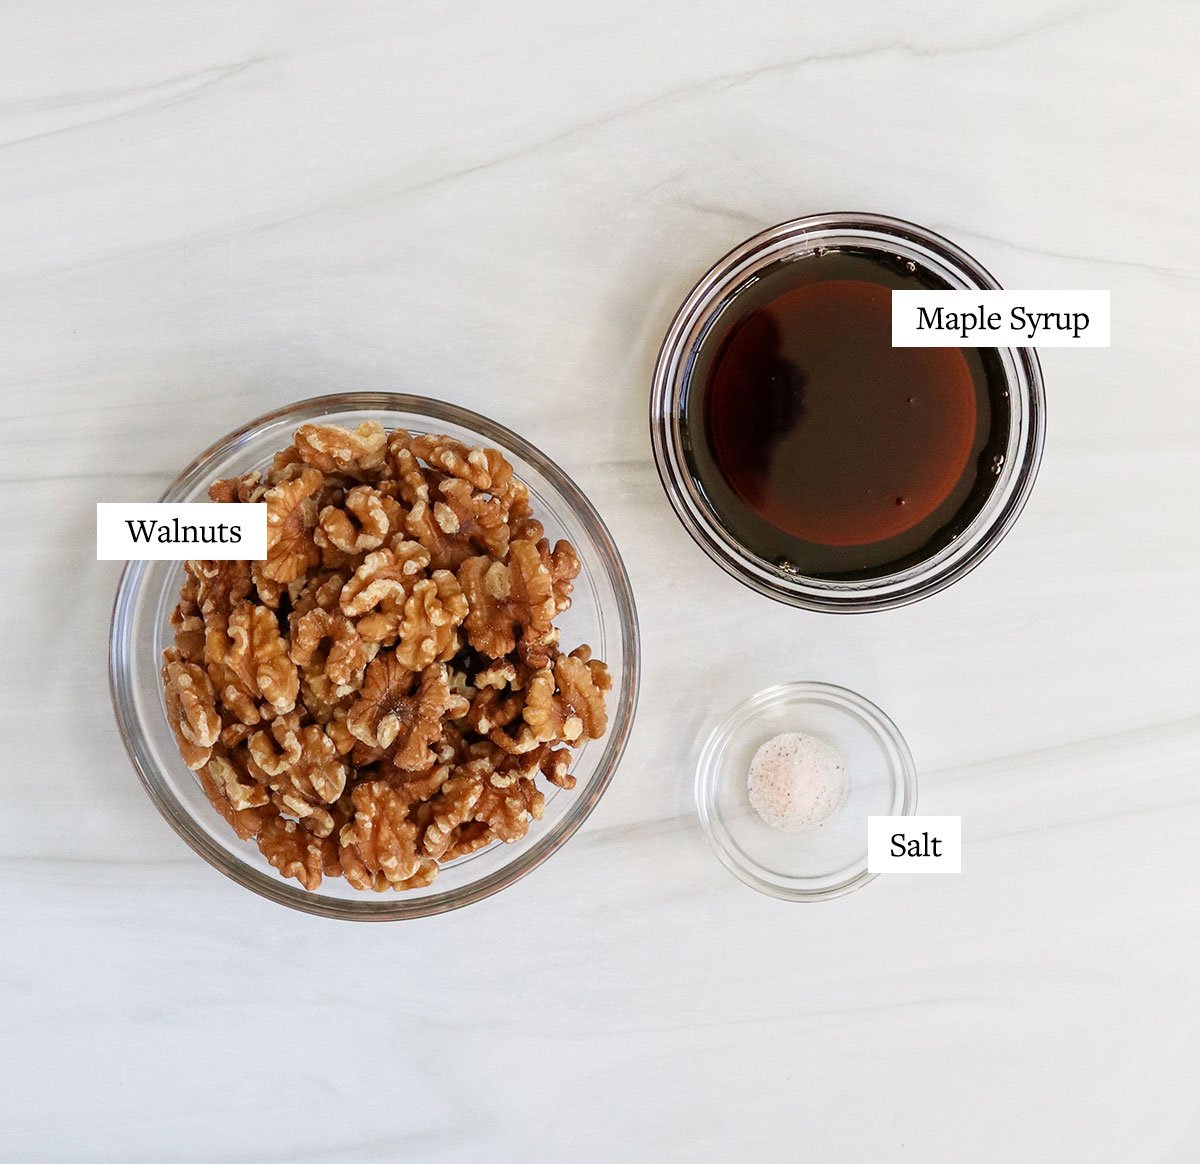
left=109, top=393, right=640, bottom=920
left=695, top=682, right=917, bottom=900
left=650, top=212, right=1046, bottom=612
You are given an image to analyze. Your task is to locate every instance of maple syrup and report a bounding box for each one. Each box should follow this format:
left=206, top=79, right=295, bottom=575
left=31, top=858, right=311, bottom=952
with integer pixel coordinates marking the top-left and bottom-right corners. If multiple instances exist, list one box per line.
left=682, top=248, right=1010, bottom=579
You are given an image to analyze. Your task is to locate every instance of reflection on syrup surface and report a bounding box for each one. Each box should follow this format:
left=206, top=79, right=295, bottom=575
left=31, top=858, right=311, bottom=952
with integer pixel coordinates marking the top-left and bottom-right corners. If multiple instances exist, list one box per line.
left=684, top=250, right=1009, bottom=580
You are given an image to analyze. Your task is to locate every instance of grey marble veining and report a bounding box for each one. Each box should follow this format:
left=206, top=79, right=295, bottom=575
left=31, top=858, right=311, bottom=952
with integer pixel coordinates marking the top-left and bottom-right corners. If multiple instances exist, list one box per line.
left=2, top=1, right=1198, bottom=1160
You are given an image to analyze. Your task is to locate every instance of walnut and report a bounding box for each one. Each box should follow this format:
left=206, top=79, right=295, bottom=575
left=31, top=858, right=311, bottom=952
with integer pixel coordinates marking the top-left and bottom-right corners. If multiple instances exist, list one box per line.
left=202, top=600, right=282, bottom=715
left=394, top=570, right=468, bottom=671
left=219, top=720, right=255, bottom=750
left=379, top=429, right=429, bottom=502
left=247, top=712, right=304, bottom=777
left=162, top=655, right=221, bottom=769
left=163, top=419, right=610, bottom=893
left=406, top=472, right=513, bottom=566
left=344, top=652, right=408, bottom=750
left=488, top=650, right=606, bottom=755
left=250, top=717, right=346, bottom=833
left=439, top=821, right=494, bottom=862
left=262, top=467, right=323, bottom=583
left=296, top=670, right=345, bottom=729
left=208, top=671, right=261, bottom=728
left=196, top=760, right=273, bottom=840
left=475, top=661, right=519, bottom=690
left=295, top=420, right=386, bottom=475
left=325, top=706, right=357, bottom=755
left=205, top=752, right=269, bottom=811
left=225, top=601, right=299, bottom=716
left=315, top=484, right=391, bottom=554
left=386, top=763, right=451, bottom=805
left=289, top=608, right=375, bottom=692
left=464, top=686, right=523, bottom=739
left=420, top=773, right=484, bottom=860
left=439, top=477, right=511, bottom=557
left=433, top=723, right=471, bottom=767
left=473, top=773, right=544, bottom=844
left=317, top=542, right=356, bottom=573
left=457, top=557, right=516, bottom=658
left=318, top=809, right=349, bottom=880
left=538, top=745, right=576, bottom=790
left=551, top=651, right=609, bottom=740
left=267, top=444, right=305, bottom=483
left=208, top=471, right=266, bottom=504
left=290, top=724, right=348, bottom=805
left=509, top=536, right=557, bottom=617
left=250, top=564, right=285, bottom=609
left=491, top=668, right=560, bottom=752
left=290, top=569, right=349, bottom=620
left=170, top=574, right=205, bottom=663
left=482, top=741, right=545, bottom=786
left=408, top=435, right=526, bottom=515
left=188, top=558, right=253, bottom=618
left=584, top=650, right=612, bottom=694
left=346, top=658, right=468, bottom=770
left=395, top=858, right=439, bottom=890
left=340, top=543, right=430, bottom=619
left=458, top=539, right=557, bottom=664
left=339, top=781, right=432, bottom=890
left=352, top=544, right=444, bottom=643
left=256, top=815, right=327, bottom=891
left=271, top=796, right=334, bottom=841
left=511, top=515, right=544, bottom=543
left=505, top=478, right=533, bottom=527
left=547, top=539, right=581, bottom=613
left=405, top=496, right=473, bottom=571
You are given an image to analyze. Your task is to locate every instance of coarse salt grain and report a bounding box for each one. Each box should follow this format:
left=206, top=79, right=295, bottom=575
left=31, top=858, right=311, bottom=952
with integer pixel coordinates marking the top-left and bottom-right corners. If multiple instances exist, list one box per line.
left=747, top=732, right=847, bottom=832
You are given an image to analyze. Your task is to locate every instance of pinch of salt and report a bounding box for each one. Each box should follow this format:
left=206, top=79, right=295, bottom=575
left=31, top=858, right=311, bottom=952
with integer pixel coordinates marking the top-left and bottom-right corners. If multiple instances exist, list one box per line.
left=746, top=732, right=847, bottom=832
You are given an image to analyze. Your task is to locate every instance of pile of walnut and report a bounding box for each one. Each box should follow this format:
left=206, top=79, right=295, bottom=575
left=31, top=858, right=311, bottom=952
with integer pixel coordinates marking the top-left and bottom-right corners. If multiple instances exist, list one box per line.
left=161, top=421, right=609, bottom=892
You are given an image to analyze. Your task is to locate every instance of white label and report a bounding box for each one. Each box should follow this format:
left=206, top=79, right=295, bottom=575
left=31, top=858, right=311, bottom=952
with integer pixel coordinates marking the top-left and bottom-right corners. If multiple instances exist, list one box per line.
left=892, top=290, right=1110, bottom=347
left=867, top=816, right=961, bottom=874
left=97, top=503, right=267, bottom=561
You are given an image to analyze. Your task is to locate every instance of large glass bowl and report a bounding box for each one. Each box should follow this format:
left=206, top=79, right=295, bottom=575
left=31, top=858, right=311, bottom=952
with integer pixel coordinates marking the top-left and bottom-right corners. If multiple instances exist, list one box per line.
left=109, top=393, right=640, bottom=920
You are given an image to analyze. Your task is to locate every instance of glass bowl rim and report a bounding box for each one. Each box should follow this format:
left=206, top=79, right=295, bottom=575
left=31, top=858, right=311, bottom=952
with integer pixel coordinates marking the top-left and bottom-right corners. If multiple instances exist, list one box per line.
left=109, top=391, right=641, bottom=921
left=649, top=211, right=1046, bottom=612
left=694, top=679, right=918, bottom=901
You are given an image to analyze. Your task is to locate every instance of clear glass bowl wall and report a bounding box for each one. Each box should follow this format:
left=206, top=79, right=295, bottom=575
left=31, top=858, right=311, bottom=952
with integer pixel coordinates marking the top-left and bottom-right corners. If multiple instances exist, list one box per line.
left=110, top=394, right=640, bottom=920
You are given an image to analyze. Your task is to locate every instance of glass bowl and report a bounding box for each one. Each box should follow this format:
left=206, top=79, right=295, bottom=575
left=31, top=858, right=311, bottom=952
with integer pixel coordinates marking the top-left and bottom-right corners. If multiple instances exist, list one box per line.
left=695, top=681, right=917, bottom=900
left=109, top=393, right=640, bottom=920
left=650, top=212, right=1046, bottom=612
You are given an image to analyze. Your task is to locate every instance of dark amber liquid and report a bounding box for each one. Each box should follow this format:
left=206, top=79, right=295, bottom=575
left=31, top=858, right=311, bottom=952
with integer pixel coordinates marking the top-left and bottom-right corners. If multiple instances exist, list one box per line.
left=683, top=249, right=1009, bottom=579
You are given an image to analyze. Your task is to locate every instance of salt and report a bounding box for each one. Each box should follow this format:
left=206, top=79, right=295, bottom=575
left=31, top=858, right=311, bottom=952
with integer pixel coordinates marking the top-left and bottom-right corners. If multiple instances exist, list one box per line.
left=747, top=732, right=847, bottom=832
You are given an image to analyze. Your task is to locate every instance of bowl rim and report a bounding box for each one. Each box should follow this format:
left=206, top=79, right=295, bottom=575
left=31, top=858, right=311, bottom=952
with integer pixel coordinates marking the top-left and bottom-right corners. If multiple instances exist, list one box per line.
left=649, top=211, right=1046, bottom=612
left=694, top=680, right=918, bottom=901
left=109, top=392, right=641, bottom=920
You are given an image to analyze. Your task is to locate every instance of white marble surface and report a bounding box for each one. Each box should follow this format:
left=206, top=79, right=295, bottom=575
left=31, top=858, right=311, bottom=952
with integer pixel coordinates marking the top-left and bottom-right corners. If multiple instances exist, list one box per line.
left=3, top=2, right=1198, bottom=1160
